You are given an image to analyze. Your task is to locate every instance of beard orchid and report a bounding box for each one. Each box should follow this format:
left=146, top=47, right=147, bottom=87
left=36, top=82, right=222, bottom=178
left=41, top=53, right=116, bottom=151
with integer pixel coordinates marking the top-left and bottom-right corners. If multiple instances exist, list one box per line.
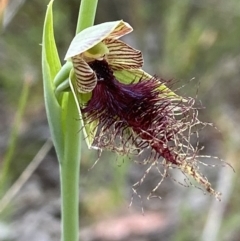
left=65, top=20, right=221, bottom=200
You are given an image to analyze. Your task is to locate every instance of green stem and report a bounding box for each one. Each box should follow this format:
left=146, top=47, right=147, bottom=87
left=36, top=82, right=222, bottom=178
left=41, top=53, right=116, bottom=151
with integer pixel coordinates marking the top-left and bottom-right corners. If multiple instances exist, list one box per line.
left=76, top=0, right=98, bottom=34
left=60, top=93, right=81, bottom=241
left=60, top=1, right=98, bottom=240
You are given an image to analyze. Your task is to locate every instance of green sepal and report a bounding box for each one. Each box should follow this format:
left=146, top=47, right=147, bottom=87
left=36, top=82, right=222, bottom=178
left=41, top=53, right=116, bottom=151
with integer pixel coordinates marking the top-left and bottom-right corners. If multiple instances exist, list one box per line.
left=54, top=61, right=72, bottom=87
left=55, top=79, right=71, bottom=93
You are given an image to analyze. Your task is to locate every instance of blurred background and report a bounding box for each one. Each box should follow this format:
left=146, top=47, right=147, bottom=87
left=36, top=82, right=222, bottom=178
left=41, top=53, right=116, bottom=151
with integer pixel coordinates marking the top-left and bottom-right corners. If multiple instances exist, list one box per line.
left=0, top=0, right=240, bottom=240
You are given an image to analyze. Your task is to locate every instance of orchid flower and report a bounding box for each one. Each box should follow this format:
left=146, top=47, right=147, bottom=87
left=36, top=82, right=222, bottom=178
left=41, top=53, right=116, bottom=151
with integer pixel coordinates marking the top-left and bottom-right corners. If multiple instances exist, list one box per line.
left=64, top=20, right=220, bottom=200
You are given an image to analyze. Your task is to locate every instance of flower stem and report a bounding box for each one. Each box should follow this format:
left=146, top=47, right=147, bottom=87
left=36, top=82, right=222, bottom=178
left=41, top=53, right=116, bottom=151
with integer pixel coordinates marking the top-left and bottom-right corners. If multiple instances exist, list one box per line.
left=60, top=93, right=81, bottom=241
left=60, top=1, right=98, bottom=241
left=76, top=0, right=98, bottom=34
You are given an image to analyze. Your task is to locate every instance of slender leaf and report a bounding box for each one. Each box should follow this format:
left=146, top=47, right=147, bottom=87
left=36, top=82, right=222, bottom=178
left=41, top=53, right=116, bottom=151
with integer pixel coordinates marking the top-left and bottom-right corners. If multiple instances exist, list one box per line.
left=42, top=0, right=64, bottom=161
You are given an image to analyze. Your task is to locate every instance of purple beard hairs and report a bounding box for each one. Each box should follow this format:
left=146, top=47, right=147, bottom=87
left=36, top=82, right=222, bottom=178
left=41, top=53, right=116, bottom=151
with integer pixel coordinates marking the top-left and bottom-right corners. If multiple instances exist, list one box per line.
left=81, top=59, right=196, bottom=166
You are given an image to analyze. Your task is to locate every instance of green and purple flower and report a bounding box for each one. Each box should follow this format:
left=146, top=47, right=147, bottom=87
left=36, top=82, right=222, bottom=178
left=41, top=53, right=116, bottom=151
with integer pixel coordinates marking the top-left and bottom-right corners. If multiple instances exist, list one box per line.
left=65, top=20, right=220, bottom=200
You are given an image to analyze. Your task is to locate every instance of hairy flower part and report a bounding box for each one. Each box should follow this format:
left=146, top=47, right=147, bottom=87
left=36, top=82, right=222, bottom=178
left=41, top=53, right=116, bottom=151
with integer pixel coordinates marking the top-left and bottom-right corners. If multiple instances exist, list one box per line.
left=66, top=20, right=221, bottom=200
left=81, top=59, right=221, bottom=200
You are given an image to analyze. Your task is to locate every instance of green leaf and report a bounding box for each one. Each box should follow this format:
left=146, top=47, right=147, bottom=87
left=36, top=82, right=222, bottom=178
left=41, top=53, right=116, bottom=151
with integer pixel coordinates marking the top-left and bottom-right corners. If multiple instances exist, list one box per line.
left=42, top=0, right=64, bottom=161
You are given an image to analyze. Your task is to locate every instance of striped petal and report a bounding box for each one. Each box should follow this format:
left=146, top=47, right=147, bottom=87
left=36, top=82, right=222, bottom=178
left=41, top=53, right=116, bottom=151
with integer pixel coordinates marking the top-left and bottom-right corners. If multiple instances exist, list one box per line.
left=72, top=55, right=97, bottom=93
left=103, top=38, right=143, bottom=70
left=65, top=20, right=132, bottom=60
